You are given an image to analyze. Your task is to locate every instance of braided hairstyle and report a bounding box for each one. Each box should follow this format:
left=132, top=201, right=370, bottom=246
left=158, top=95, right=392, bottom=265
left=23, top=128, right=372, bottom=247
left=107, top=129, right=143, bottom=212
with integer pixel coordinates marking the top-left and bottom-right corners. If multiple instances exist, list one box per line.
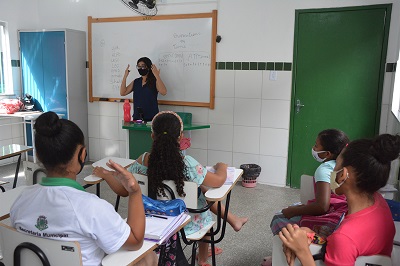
left=147, top=112, right=187, bottom=197
left=137, top=57, right=156, bottom=89
left=341, top=134, right=400, bottom=194
left=318, top=129, right=349, bottom=159
left=34, top=111, right=84, bottom=174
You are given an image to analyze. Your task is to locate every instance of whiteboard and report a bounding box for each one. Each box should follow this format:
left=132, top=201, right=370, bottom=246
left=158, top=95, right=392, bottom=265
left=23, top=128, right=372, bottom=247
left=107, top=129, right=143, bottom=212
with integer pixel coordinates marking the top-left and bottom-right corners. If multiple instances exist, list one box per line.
left=88, top=12, right=217, bottom=108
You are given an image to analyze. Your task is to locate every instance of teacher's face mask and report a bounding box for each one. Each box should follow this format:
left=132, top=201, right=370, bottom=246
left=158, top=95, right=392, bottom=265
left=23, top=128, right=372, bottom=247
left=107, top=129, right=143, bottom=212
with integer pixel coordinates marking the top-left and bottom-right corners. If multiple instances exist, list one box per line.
left=138, top=68, right=149, bottom=76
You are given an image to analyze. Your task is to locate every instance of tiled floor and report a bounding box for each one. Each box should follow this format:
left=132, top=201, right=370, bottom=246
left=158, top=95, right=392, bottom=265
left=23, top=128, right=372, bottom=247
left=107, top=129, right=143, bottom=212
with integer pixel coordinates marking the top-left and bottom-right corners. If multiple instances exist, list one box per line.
left=0, top=161, right=300, bottom=266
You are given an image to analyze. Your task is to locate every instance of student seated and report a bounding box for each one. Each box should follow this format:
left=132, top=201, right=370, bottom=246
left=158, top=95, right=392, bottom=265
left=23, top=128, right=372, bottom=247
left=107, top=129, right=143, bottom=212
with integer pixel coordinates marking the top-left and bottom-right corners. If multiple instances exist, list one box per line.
left=10, top=111, right=157, bottom=266
left=278, top=134, right=398, bottom=266
left=94, top=111, right=247, bottom=266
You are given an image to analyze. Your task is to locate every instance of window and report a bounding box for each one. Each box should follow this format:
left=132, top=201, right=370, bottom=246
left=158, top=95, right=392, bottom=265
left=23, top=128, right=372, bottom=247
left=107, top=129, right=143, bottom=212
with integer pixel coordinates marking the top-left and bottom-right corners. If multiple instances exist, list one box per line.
left=0, top=21, right=13, bottom=94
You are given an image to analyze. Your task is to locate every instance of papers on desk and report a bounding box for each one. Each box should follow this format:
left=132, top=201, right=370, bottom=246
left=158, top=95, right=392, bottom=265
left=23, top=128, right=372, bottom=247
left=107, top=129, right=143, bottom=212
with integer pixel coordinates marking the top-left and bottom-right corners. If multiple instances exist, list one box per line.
left=206, top=166, right=236, bottom=185
left=145, top=212, right=189, bottom=245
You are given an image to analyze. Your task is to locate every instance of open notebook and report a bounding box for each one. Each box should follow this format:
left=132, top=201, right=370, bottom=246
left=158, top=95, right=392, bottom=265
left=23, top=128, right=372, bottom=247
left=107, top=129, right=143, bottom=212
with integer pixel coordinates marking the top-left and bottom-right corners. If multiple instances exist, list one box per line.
left=206, top=166, right=236, bottom=185
left=144, top=212, right=189, bottom=245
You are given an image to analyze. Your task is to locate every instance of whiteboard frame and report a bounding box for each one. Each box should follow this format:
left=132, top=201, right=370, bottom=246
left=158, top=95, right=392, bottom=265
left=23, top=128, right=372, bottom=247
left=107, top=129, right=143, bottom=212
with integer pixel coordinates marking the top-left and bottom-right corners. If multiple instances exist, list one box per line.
left=88, top=11, right=217, bottom=109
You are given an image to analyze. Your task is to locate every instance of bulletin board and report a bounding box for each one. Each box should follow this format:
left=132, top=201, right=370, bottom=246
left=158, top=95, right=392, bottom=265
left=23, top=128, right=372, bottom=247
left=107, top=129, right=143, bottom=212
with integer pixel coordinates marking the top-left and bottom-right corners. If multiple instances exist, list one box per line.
left=88, top=11, right=217, bottom=108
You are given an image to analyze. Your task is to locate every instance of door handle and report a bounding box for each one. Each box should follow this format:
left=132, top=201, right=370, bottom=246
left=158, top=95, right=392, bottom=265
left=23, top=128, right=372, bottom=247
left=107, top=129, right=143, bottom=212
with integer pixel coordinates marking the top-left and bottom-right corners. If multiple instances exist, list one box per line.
left=296, top=99, right=305, bottom=113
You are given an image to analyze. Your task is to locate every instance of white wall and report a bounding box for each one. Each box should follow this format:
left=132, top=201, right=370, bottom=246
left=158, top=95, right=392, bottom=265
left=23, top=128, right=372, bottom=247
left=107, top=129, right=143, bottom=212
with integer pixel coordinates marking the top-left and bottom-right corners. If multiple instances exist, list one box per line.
left=1, top=0, right=399, bottom=185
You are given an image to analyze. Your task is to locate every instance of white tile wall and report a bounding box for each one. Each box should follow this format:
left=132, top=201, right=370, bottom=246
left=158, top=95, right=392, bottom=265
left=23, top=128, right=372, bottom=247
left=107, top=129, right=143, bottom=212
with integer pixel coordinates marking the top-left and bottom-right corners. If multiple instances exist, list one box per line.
left=208, top=97, right=234, bottom=125
left=186, top=148, right=207, bottom=166
left=207, top=150, right=233, bottom=166
left=232, top=152, right=260, bottom=168
left=260, top=128, right=289, bottom=157
left=258, top=155, right=287, bottom=187
left=208, top=124, right=234, bottom=151
left=262, top=70, right=292, bottom=100
left=234, top=70, right=262, bottom=99
left=233, top=98, right=261, bottom=127
left=99, top=116, right=119, bottom=140
left=215, top=70, right=235, bottom=98
left=188, top=129, right=207, bottom=149
left=261, top=100, right=290, bottom=129
left=233, top=126, right=260, bottom=154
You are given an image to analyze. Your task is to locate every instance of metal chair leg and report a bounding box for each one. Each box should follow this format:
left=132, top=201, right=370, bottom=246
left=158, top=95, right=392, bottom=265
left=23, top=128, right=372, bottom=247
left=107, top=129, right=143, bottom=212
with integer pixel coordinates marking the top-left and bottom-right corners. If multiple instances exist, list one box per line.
left=13, top=154, right=22, bottom=188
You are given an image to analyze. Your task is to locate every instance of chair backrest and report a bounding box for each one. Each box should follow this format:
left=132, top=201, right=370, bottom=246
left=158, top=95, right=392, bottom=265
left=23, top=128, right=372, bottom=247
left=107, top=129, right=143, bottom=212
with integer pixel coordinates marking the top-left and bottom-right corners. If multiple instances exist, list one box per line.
left=0, top=223, right=82, bottom=266
left=134, top=173, right=149, bottom=196
left=133, top=174, right=198, bottom=209
left=159, top=180, right=198, bottom=209
left=300, top=174, right=315, bottom=204
left=355, top=255, right=392, bottom=266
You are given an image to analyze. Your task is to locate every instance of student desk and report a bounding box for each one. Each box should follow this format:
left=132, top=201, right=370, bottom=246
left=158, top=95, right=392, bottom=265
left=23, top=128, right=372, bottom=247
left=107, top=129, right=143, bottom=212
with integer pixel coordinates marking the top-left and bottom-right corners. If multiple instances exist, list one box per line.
left=102, top=215, right=190, bottom=266
left=0, top=186, right=27, bottom=220
left=122, top=122, right=210, bottom=160
left=0, top=144, right=33, bottom=188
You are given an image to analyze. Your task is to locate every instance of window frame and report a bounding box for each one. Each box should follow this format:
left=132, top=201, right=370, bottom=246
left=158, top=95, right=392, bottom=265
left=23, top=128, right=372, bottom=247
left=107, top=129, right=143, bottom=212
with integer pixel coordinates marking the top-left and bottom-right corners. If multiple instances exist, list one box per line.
left=0, top=20, right=14, bottom=95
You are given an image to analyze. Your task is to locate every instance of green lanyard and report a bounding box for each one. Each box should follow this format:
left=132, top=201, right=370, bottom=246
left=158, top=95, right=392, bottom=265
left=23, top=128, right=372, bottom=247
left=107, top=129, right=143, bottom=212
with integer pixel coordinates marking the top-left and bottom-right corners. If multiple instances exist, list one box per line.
left=40, top=177, right=85, bottom=191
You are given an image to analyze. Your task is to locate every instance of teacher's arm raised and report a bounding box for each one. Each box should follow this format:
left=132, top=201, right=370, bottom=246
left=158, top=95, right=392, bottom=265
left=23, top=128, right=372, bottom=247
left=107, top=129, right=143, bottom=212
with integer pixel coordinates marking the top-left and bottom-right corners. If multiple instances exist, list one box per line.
left=152, top=64, right=167, bottom=96
left=120, top=64, right=134, bottom=96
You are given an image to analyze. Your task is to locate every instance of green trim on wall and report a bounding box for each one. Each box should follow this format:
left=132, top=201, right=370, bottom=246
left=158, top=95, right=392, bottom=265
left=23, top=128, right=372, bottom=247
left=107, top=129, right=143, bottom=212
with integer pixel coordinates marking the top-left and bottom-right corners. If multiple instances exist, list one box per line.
left=216, top=61, right=292, bottom=71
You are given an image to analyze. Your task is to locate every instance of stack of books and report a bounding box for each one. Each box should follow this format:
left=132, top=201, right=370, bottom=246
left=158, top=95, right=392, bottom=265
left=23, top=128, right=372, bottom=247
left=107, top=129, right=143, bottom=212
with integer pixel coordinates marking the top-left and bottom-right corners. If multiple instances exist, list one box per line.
left=144, top=212, right=189, bottom=245
left=206, top=166, right=236, bottom=184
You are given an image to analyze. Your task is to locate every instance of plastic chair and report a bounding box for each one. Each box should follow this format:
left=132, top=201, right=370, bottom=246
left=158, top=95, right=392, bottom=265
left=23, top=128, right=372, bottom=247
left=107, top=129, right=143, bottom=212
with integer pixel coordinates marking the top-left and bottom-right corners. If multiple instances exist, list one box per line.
left=0, top=223, right=82, bottom=266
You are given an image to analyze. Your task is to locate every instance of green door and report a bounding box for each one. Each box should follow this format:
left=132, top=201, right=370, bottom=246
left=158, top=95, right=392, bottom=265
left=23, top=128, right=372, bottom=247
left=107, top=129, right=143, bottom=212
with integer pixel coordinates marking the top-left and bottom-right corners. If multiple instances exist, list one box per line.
left=288, top=5, right=391, bottom=188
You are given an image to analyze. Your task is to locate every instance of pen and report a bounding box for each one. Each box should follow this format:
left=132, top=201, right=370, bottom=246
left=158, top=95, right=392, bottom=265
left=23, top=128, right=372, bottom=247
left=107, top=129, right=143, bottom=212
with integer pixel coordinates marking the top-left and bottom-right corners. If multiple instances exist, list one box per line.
left=146, top=214, right=167, bottom=220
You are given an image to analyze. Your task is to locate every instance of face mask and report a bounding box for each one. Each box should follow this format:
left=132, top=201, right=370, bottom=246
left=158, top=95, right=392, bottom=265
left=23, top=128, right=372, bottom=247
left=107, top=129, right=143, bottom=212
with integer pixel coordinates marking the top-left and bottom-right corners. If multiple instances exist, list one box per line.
left=77, top=148, right=87, bottom=175
left=311, top=148, right=327, bottom=162
left=138, top=68, right=149, bottom=76
left=330, top=168, right=349, bottom=194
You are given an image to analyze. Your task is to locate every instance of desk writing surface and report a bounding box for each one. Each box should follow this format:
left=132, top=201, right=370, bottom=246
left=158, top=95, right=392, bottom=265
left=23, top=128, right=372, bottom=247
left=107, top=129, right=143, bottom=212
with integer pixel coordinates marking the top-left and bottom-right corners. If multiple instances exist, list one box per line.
left=0, top=145, right=33, bottom=160
left=204, top=169, right=243, bottom=201
left=122, top=122, right=210, bottom=131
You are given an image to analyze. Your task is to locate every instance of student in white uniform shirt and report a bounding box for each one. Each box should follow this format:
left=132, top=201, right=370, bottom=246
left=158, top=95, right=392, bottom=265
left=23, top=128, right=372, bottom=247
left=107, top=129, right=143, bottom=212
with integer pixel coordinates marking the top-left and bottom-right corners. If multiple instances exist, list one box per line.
left=10, top=111, right=157, bottom=266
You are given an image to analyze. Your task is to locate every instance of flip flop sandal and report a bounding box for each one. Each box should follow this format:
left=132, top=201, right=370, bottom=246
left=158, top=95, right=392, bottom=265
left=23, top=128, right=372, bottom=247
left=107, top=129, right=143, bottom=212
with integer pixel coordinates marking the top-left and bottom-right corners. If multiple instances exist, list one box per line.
left=207, top=246, right=223, bottom=257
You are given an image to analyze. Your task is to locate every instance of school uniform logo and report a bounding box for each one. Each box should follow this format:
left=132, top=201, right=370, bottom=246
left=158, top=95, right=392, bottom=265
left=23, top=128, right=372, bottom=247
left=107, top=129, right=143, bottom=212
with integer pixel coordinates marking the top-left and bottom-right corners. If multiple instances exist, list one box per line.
left=35, top=215, right=48, bottom=231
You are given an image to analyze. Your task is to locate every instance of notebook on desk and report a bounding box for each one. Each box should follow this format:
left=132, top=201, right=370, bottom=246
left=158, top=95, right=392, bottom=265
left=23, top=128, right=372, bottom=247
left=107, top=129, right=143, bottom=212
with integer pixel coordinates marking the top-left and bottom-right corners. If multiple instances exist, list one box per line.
left=145, top=212, right=189, bottom=245
left=206, top=166, right=236, bottom=185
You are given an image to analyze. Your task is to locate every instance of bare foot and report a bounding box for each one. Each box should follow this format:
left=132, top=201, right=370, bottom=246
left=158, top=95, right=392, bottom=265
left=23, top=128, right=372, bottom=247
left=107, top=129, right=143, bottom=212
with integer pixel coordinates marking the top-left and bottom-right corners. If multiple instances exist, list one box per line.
left=232, top=217, right=249, bottom=232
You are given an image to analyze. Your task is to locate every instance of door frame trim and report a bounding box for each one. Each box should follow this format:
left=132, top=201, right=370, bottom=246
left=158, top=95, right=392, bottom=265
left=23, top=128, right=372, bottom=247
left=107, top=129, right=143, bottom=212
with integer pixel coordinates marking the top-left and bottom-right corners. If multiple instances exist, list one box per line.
left=286, top=4, right=392, bottom=187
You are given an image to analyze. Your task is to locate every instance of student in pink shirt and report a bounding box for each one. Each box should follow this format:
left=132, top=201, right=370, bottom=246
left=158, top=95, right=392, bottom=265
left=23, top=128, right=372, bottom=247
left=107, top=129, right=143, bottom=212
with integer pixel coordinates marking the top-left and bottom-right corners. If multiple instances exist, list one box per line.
left=278, top=134, right=399, bottom=266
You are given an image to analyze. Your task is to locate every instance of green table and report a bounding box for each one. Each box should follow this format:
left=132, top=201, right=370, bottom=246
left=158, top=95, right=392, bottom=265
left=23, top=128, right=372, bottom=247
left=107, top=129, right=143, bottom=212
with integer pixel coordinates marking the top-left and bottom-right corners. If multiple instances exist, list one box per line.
left=123, top=122, right=210, bottom=160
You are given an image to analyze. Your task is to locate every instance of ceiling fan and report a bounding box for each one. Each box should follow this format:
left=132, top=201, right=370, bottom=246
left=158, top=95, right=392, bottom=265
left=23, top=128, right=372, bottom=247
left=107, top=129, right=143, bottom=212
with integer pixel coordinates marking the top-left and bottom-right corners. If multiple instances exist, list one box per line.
left=120, top=0, right=158, bottom=16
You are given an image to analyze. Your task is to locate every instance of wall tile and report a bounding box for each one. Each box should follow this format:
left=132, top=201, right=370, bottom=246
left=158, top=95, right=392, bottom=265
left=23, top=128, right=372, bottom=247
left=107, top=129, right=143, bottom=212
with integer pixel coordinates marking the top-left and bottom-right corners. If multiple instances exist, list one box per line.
left=159, top=105, right=185, bottom=112
left=257, top=155, right=287, bottom=187
left=186, top=148, right=207, bottom=166
left=98, top=101, right=119, bottom=117
left=11, top=118, right=23, bottom=138
left=261, top=100, right=290, bottom=129
left=232, top=152, right=260, bottom=168
left=183, top=106, right=209, bottom=124
left=99, top=116, right=119, bottom=140
left=208, top=97, right=234, bottom=125
left=88, top=115, right=100, bottom=138
left=119, top=140, right=127, bottom=158
left=99, top=139, right=120, bottom=159
left=208, top=124, right=233, bottom=151
left=88, top=137, right=100, bottom=161
left=187, top=129, right=207, bottom=149
left=262, top=70, right=292, bottom=100
left=234, top=98, right=261, bottom=126
left=233, top=126, right=260, bottom=154
left=0, top=118, right=12, bottom=141
left=215, top=70, right=235, bottom=98
left=234, top=70, right=262, bottom=99
left=118, top=119, right=128, bottom=141
left=382, top=72, right=393, bottom=105
left=88, top=101, right=99, bottom=115
left=207, top=150, right=232, bottom=166
left=260, top=128, right=289, bottom=157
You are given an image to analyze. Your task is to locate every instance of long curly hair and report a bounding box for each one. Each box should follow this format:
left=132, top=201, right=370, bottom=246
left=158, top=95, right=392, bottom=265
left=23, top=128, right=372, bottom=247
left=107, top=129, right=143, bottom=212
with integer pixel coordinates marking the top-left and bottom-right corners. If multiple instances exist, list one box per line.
left=147, top=111, right=186, bottom=197
left=137, top=57, right=156, bottom=89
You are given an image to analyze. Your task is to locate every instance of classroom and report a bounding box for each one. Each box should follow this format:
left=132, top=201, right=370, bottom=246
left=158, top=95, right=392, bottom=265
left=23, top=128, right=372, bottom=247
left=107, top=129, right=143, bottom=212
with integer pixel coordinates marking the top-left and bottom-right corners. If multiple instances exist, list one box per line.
left=0, top=0, right=400, bottom=265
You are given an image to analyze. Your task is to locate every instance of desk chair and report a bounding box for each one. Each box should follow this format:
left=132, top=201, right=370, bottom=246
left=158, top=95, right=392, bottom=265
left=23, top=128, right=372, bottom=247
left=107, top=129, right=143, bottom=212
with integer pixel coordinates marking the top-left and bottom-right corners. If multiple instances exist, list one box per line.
left=0, top=223, right=82, bottom=266
left=160, top=180, right=231, bottom=266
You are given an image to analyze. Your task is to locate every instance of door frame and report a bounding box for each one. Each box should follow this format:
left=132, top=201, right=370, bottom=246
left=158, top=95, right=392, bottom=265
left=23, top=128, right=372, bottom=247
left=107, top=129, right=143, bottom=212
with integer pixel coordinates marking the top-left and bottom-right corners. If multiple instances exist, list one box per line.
left=286, top=4, right=392, bottom=187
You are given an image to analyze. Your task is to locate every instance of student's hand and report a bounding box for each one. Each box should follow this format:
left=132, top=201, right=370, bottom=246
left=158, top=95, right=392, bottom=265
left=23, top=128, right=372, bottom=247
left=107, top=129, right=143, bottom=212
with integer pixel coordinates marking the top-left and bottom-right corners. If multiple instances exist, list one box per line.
left=151, top=64, right=160, bottom=78
left=124, top=64, right=131, bottom=78
left=214, top=162, right=228, bottom=170
left=106, top=159, right=141, bottom=194
left=283, top=244, right=296, bottom=266
left=92, top=166, right=113, bottom=180
left=279, top=224, right=310, bottom=258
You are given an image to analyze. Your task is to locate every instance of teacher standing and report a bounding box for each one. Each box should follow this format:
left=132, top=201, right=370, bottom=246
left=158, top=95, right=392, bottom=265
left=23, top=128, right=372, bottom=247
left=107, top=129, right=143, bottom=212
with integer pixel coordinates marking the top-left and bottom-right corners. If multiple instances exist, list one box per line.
left=120, top=57, right=167, bottom=121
